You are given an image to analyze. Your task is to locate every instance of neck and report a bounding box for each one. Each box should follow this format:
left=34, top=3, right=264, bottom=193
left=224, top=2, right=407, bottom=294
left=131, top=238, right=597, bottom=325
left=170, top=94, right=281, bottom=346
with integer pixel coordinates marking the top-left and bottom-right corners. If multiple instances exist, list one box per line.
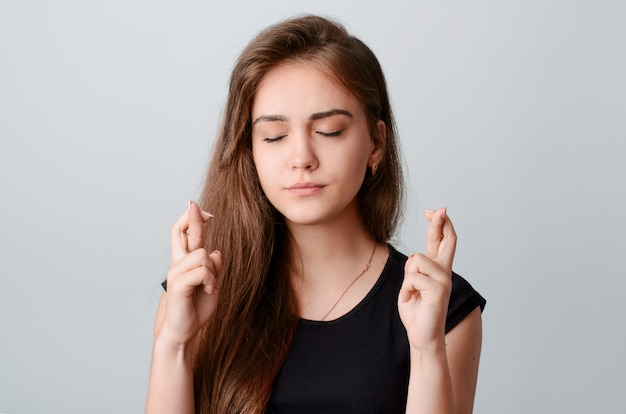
left=286, top=210, right=376, bottom=287
left=284, top=206, right=389, bottom=321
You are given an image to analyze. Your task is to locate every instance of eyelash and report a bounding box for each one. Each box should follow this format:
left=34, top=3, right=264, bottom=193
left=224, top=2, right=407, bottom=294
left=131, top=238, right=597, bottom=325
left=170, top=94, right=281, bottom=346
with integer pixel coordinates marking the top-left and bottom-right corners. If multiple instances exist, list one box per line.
left=262, top=130, right=343, bottom=143
left=318, top=130, right=343, bottom=137
left=263, top=135, right=286, bottom=143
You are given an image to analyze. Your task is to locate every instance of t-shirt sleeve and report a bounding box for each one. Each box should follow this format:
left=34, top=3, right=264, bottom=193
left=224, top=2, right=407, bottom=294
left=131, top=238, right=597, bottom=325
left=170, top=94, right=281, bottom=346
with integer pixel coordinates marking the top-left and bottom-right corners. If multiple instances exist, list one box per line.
left=445, top=271, right=486, bottom=333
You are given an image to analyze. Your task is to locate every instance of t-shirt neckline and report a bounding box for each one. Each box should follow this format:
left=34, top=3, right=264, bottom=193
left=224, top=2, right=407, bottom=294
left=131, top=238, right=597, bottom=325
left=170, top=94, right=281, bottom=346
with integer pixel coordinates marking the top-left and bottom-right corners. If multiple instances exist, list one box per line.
left=299, top=245, right=400, bottom=326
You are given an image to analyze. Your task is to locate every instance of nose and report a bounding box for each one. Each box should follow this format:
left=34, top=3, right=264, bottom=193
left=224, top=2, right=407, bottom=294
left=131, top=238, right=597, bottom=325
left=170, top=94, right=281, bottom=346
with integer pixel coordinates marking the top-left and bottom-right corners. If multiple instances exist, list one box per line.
left=291, top=131, right=318, bottom=170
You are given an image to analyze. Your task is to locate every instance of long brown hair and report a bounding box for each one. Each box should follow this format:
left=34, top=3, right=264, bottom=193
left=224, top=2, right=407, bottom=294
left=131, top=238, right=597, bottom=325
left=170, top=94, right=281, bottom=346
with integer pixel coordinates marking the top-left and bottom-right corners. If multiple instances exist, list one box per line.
left=193, top=15, right=403, bottom=413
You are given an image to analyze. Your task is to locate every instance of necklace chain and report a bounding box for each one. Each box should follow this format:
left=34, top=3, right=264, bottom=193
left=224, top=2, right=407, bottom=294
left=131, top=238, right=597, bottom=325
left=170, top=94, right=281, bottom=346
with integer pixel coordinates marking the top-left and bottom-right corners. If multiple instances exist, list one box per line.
left=321, top=242, right=377, bottom=321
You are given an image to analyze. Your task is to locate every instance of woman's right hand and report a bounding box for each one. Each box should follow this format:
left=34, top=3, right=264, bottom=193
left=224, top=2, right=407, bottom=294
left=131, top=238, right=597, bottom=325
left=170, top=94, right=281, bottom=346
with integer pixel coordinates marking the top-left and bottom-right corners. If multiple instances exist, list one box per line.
left=155, top=200, right=222, bottom=350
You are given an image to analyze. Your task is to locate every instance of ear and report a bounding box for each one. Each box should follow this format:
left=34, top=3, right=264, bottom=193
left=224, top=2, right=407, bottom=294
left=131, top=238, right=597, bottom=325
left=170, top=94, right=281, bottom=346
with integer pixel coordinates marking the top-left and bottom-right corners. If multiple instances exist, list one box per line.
left=368, top=120, right=386, bottom=167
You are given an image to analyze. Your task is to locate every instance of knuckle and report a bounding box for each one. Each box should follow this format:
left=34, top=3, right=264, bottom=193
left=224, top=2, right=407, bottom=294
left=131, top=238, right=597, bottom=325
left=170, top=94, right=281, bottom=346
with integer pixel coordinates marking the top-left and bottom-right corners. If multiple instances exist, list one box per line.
left=198, top=265, right=211, bottom=278
left=165, top=268, right=177, bottom=281
left=165, top=275, right=182, bottom=294
left=171, top=220, right=183, bottom=234
left=405, top=253, right=425, bottom=272
left=189, top=248, right=207, bottom=259
left=441, top=275, right=452, bottom=288
left=411, top=252, right=427, bottom=263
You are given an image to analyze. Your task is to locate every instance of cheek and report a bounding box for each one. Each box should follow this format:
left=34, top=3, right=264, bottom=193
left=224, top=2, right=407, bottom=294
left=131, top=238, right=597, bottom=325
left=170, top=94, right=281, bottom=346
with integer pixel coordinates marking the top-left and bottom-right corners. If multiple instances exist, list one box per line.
left=337, top=141, right=371, bottom=175
left=252, top=150, right=277, bottom=194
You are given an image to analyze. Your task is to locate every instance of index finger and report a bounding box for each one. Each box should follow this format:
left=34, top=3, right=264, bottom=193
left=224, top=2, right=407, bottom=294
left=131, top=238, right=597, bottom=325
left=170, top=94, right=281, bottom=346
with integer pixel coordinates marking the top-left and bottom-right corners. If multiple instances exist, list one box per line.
left=170, top=210, right=191, bottom=263
left=424, top=207, right=457, bottom=270
left=424, top=207, right=446, bottom=259
left=169, top=200, right=213, bottom=263
left=187, top=200, right=205, bottom=252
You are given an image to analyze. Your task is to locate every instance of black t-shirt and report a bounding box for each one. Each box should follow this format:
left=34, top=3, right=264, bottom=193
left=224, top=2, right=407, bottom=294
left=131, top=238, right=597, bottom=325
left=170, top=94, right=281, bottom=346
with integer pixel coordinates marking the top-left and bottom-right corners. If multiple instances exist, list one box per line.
left=267, top=246, right=486, bottom=414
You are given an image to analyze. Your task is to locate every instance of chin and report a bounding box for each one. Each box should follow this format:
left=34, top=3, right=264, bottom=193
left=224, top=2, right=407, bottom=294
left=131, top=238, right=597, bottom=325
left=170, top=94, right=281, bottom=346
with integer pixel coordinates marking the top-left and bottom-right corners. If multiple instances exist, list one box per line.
left=283, top=216, right=325, bottom=227
left=283, top=209, right=348, bottom=228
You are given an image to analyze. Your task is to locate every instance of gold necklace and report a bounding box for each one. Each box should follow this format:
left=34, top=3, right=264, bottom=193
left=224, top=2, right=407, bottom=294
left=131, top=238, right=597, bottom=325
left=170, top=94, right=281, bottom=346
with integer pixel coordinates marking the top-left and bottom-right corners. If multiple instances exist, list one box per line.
left=321, top=242, right=377, bottom=321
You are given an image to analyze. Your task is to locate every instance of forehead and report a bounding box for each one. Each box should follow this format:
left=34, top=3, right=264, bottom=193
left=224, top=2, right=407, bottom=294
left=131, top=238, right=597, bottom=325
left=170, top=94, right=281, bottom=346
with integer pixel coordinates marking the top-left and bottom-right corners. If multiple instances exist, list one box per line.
left=252, top=62, right=362, bottom=117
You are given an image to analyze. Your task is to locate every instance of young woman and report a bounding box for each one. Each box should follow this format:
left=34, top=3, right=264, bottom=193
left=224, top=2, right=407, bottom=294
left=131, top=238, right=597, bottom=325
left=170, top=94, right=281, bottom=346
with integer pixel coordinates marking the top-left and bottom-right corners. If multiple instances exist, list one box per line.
left=146, top=15, right=485, bottom=414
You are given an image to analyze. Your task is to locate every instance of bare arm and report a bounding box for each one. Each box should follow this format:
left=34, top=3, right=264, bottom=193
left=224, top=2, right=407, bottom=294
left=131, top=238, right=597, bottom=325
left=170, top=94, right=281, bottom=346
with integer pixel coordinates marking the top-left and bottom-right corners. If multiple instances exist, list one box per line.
left=405, top=307, right=482, bottom=413
left=146, top=293, right=195, bottom=414
left=447, top=307, right=482, bottom=413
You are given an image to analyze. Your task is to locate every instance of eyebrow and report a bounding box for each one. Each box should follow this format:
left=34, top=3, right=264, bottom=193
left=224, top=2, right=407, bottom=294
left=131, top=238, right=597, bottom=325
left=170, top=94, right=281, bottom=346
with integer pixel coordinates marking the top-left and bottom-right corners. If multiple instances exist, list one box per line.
left=252, top=115, right=287, bottom=125
left=252, top=109, right=353, bottom=125
left=309, top=109, right=353, bottom=121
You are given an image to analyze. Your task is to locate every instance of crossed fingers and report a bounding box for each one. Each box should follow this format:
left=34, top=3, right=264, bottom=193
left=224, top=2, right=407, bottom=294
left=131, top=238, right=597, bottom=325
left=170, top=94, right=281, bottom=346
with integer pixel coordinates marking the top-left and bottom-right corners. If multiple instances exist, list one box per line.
left=422, top=207, right=456, bottom=272
left=170, top=200, right=213, bottom=263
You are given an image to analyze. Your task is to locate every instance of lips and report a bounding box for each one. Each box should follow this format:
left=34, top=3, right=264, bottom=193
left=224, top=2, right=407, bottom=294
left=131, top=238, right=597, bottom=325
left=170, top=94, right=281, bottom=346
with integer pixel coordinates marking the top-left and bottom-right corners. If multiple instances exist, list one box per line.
left=287, top=182, right=325, bottom=196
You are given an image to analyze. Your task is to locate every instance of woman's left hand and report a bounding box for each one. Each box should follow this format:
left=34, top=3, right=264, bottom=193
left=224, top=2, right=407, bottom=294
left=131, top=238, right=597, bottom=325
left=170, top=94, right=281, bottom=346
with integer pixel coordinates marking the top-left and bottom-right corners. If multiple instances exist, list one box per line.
left=398, top=207, right=457, bottom=353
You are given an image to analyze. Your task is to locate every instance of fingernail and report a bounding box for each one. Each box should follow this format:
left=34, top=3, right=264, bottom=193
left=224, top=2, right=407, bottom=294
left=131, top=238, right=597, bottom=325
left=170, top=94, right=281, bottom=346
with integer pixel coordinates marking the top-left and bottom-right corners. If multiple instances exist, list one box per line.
left=188, top=199, right=193, bottom=211
left=442, top=207, right=447, bottom=219
left=423, top=209, right=435, bottom=214
left=200, top=211, right=214, bottom=220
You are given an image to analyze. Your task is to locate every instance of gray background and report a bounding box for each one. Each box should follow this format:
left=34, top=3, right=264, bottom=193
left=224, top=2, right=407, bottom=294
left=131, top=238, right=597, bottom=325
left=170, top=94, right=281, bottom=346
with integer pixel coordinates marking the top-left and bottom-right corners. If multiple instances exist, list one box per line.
left=1, top=1, right=625, bottom=413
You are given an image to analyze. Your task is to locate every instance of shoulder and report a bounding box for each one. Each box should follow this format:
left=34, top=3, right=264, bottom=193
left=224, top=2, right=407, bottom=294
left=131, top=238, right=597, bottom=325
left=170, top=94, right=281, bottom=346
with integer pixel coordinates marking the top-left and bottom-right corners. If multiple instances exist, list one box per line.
left=447, top=271, right=486, bottom=333
left=385, top=245, right=408, bottom=281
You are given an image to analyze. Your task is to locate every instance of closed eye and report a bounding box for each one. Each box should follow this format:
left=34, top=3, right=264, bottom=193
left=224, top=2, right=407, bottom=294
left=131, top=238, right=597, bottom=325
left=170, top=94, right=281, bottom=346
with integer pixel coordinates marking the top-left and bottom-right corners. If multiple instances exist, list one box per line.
left=317, top=130, right=343, bottom=137
left=263, top=135, right=287, bottom=143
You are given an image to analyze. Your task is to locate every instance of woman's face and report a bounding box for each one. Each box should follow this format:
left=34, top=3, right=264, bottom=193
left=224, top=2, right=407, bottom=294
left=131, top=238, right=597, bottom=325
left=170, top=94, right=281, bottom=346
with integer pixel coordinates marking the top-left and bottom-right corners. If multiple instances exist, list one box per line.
left=251, top=62, right=383, bottom=228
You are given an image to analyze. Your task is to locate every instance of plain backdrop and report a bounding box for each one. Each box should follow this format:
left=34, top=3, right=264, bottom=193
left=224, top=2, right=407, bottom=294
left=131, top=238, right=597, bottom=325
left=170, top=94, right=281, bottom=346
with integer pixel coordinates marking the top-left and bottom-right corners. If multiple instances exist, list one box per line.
left=1, top=1, right=625, bottom=413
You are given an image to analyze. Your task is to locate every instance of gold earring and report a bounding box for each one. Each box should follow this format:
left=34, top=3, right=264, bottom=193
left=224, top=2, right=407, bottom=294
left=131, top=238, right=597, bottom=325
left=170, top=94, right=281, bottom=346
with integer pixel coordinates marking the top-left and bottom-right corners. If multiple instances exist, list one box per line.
left=371, top=162, right=378, bottom=176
